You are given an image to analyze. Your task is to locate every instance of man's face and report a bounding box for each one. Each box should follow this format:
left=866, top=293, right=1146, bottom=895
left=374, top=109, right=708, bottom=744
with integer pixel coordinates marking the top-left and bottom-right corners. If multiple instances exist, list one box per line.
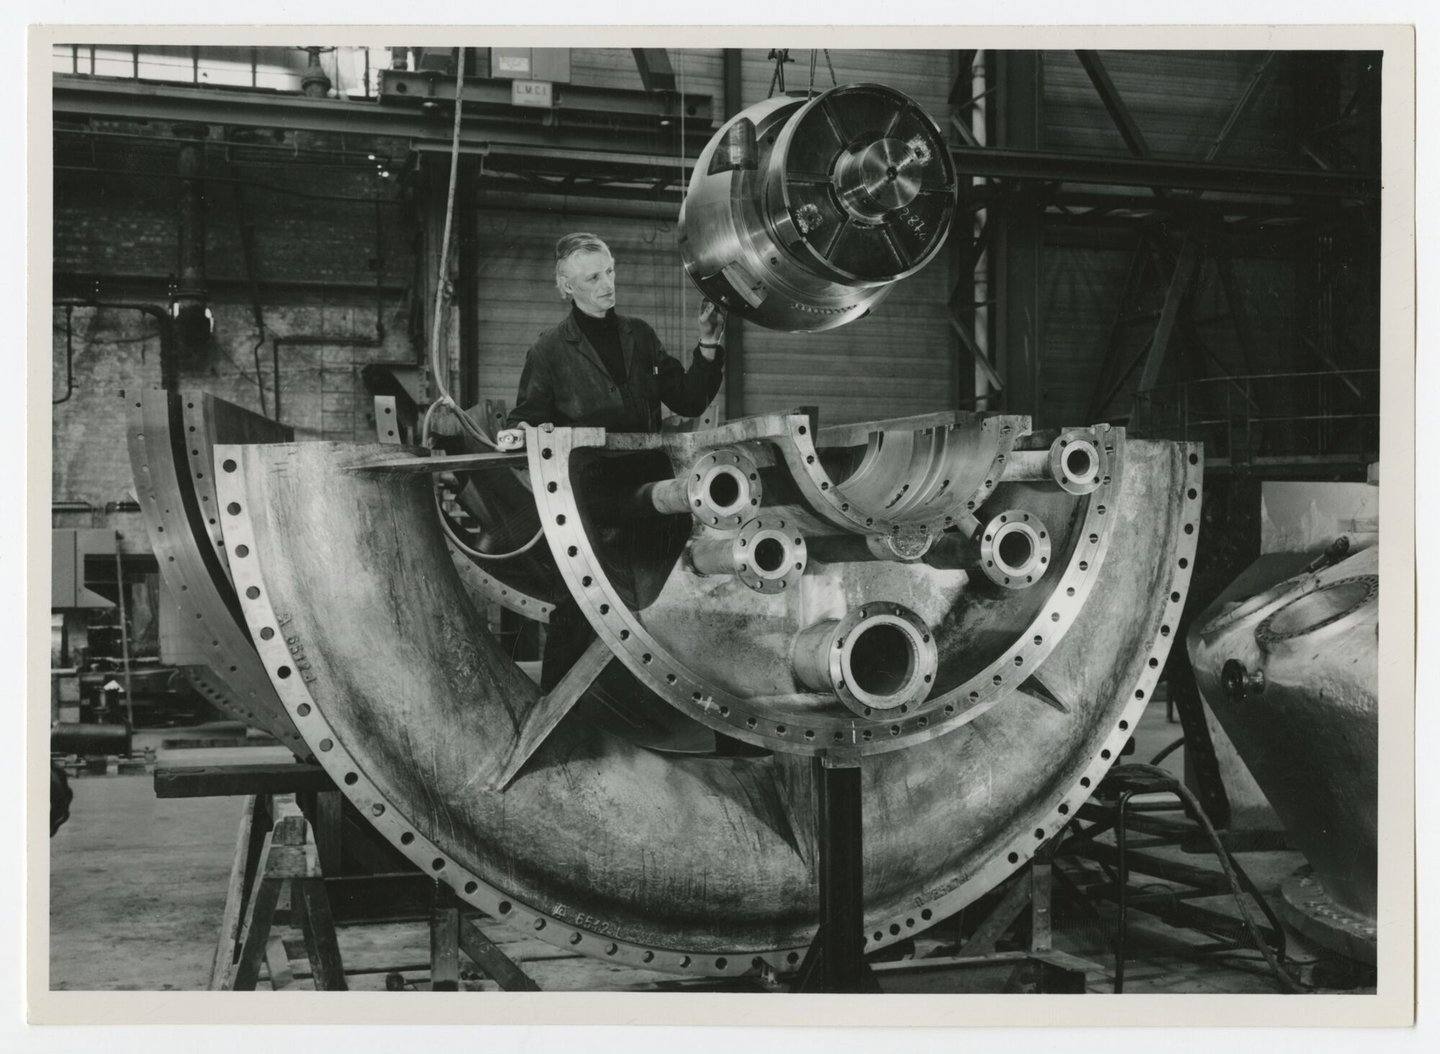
left=561, top=249, right=616, bottom=318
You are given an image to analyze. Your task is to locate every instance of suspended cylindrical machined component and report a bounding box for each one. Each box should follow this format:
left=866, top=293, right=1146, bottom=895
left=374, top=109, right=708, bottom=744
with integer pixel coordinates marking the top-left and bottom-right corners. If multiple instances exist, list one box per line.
left=678, top=83, right=957, bottom=332
left=686, top=448, right=762, bottom=529
left=1049, top=429, right=1110, bottom=495
left=792, top=603, right=938, bottom=718
left=976, top=509, right=1052, bottom=589
left=690, top=516, right=806, bottom=594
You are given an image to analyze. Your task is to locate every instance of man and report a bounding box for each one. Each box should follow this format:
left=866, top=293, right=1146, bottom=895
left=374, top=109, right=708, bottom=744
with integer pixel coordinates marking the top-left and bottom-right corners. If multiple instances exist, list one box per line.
left=508, top=232, right=728, bottom=695
left=506, top=232, right=726, bottom=432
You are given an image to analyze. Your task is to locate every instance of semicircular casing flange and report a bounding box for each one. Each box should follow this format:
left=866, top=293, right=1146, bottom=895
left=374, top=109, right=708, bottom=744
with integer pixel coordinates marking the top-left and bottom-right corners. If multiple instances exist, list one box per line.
left=214, top=428, right=1200, bottom=979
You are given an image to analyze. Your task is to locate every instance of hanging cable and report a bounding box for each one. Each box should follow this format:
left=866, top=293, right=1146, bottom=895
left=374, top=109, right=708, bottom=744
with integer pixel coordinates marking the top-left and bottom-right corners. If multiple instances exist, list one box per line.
left=1119, top=764, right=1306, bottom=993
left=767, top=49, right=789, bottom=97
left=823, top=49, right=838, bottom=87
left=421, top=48, right=497, bottom=453
left=808, top=49, right=818, bottom=98
left=417, top=49, right=543, bottom=562
left=431, top=478, right=546, bottom=562
left=678, top=49, right=688, bottom=354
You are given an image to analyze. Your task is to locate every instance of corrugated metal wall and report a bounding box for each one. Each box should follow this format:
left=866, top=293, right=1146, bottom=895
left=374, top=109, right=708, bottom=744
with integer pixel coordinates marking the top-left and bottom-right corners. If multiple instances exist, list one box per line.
left=469, top=207, right=700, bottom=415
left=1044, top=50, right=1296, bottom=162
left=472, top=48, right=960, bottom=426
left=1036, top=51, right=1309, bottom=428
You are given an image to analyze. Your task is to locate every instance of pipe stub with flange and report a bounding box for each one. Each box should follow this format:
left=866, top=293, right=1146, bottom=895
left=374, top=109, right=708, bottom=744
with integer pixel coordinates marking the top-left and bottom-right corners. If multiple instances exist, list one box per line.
left=792, top=602, right=938, bottom=718
left=690, top=515, right=806, bottom=595
left=977, top=509, right=1051, bottom=589
left=686, top=448, right=761, bottom=530
left=1049, top=428, right=1109, bottom=495
left=1222, top=658, right=1266, bottom=701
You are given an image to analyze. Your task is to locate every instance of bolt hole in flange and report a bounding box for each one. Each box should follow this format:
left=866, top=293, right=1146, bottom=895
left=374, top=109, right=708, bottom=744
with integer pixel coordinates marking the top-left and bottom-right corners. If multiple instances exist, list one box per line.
left=1049, top=428, right=1109, bottom=495
left=978, top=510, right=1051, bottom=589
left=792, top=602, right=938, bottom=718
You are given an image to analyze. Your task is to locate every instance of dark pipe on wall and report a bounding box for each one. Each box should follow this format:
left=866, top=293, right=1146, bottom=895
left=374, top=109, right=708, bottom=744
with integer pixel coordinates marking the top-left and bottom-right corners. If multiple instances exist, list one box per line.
left=173, top=127, right=212, bottom=360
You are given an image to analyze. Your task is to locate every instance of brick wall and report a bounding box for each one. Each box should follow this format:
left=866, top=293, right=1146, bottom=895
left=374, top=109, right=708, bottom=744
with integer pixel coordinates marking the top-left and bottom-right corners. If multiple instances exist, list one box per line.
left=52, top=129, right=420, bottom=536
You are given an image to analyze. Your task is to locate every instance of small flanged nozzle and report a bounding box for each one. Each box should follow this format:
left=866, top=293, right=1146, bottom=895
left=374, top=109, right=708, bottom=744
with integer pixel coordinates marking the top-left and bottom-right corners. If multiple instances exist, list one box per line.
left=1222, top=659, right=1266, bottom=700
left=495, top=429, right=526, bottom=451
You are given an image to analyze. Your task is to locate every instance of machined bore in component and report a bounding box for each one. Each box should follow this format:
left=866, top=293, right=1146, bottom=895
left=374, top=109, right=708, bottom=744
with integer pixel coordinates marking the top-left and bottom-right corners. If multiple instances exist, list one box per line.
left=1255, top=574, right=1378, bottom=651
left=792, top=603, right=938, bottom=717
left=690, top=516, right=806, bottom=594
left=977, top=509, right=1052, bottom=589
left=678, top=83, right=956, bottom=333
left=1049, top=429, right=1108, bottom=495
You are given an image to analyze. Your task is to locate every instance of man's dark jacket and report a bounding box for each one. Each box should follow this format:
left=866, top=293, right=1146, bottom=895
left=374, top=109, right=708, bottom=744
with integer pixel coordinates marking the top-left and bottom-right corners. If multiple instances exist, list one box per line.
left=505, top=310, right=724, bottom=432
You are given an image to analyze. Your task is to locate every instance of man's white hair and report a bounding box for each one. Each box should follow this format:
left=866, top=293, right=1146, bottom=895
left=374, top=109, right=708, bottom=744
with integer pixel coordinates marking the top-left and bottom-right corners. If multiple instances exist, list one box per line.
left=554, top=232, right=611, bottom=298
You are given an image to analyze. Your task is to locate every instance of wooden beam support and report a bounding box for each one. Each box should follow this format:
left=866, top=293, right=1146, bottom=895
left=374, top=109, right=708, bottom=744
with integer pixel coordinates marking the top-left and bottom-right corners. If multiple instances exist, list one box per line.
left=223, top=800, right=349, bottom=991
left=156, top=762, right=334, bottom=799
left=458, top=917, right=543, bottom=991
left=430, top=884, right=461, bottom=992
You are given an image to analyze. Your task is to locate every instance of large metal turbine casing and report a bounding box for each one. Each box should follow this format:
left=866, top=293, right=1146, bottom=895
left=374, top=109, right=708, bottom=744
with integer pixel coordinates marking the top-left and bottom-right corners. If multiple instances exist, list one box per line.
left=1187, top=537, right=1378, bottom=963
left=193, top=409, right=1201, bottom=980
left=678, top=83, right=956, bottom=332
left=126, top=389, right=309, bottom=756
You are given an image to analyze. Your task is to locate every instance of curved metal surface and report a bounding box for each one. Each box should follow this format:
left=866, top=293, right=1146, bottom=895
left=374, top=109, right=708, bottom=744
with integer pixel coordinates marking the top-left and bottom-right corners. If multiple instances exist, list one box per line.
left=678, top=84, right=955, bottom=333
left=1188, top=542, right=1378, bottom=923
left=214, top=414, right=1200, bottom=978
left=126, top=389, right=307, bottom=754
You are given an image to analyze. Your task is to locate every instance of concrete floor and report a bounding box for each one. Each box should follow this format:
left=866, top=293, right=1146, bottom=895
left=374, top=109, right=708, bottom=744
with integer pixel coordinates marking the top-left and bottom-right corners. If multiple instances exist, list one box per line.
left=46, top=702, right=1350, bottom=995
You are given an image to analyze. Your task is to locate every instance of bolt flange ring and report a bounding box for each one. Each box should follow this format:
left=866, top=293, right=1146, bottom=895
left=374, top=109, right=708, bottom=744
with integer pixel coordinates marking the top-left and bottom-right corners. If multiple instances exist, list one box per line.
left=978, top=509, right=1052, bottom=589
left=1255, top=574, right=1378, bottom=650
left=735, top=516, right=805, bottom=594
left=794, top=602, right=938, bottom=718
left=687, top=448, right=761, bottom=530
left=1049, top=429, right=1109, bottom=495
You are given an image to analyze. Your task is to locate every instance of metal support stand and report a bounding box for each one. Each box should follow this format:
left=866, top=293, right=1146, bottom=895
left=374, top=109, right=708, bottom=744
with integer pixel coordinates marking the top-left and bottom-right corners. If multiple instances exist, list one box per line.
left=792, top=753, right=880, bottom=993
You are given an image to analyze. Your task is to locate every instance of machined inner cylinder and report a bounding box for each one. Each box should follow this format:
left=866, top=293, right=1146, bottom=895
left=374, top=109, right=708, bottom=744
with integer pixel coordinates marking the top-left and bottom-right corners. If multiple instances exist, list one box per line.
left=791, top=603, right=938, bottom=717
left=833, top=136, right=927, bottom=220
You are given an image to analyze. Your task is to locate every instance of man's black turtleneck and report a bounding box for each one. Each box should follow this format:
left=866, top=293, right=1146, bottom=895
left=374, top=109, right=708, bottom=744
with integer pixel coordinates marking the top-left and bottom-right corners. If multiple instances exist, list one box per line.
left=572, top=304, right=627, bottom=386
